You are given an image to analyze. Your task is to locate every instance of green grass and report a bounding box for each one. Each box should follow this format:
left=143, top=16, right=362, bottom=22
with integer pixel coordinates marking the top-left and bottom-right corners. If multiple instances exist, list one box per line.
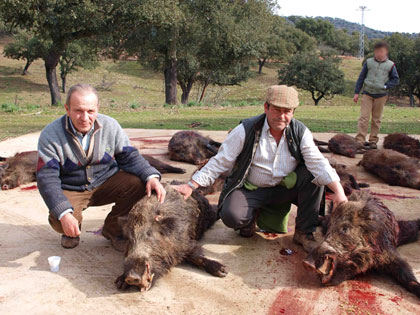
left=1, top=36, right=419, bottom=141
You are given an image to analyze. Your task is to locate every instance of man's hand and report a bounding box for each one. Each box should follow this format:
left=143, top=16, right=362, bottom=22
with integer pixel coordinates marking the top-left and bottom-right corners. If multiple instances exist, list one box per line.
left=353, top=94, right=359, bottom=103
left=146, top=177, right=166, bottom=203
left=60, top=213, right=81, bottom=237
left=327, top=181, right=348, bottom=210
left=172, top=184, right=194, bottom=200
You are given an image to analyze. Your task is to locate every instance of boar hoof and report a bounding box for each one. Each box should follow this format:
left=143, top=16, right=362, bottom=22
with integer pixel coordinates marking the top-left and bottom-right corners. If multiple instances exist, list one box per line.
left=115, top=275, right=129, bottom=290
left=206, top=260, right=228, bottom=278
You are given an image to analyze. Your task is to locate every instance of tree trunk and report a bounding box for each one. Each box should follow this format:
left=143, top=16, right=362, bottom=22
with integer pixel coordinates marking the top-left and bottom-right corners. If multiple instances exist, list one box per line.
left=180, top=79, right=194, bottom=105
left=164, top=58, right=177, bottom=105
left=61, top=71, right=67, bottom=93
left=44, top=50, right=62, bottom=105
left=199, top=82, right=209, bottom=103
left=312, top=91, right=324, bottom=106
left=409, top=91, right=415, bottom=107
left=22, top=60, right=32, bottom=75
left=258, top=58, right=266, bottom=74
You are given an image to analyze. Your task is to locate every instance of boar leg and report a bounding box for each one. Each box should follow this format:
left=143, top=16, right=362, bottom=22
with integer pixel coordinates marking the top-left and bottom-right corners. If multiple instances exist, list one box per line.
left=186, top=247, right=227, bottom=278
left=384, top=251, right=420, bottom=298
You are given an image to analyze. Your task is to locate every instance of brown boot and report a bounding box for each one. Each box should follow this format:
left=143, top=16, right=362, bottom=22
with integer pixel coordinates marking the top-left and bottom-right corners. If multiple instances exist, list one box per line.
left=293, top=230, right=317, bottom=253
left=61, top=235, right=80, bottom=249
left=102, top=228, right=128, bottom=252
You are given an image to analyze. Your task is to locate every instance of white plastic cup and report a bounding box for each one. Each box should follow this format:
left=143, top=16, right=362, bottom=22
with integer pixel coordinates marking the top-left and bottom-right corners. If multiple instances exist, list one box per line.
left=48, top=256, right=61, bottom=272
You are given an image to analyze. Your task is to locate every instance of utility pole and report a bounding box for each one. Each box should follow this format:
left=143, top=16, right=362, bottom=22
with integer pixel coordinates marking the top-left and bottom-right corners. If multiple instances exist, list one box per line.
left=357, top=6, right=369, bottom=59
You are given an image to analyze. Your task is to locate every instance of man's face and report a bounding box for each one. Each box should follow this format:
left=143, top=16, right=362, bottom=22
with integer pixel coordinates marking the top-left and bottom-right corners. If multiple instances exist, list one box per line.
left=65, top=91, right=99, bottom=134
left=374, top=47, right=388, bottom=61
left=264, top=103, right=294, bottom=132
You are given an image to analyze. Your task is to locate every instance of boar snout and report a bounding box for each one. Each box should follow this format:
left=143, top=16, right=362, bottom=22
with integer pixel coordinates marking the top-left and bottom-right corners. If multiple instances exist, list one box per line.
left=125, top=270, right=142, bottom=286
left=2, top=184, right=9, bottom=190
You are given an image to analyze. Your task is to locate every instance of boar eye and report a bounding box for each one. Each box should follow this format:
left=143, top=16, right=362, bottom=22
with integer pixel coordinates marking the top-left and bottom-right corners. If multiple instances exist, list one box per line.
left=341, top=226, right=349, bottom=233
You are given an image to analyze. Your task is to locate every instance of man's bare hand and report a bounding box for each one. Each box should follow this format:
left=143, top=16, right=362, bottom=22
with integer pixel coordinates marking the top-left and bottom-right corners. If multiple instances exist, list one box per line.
left=172, top=184, right=193, bottom=200
left=146, top=177, right=166, bottom=203
left=60, top=213, right=81, bottom=237
left=353, top=94, right=359, bottom=103
left=327, top=181, right=348, bottom=210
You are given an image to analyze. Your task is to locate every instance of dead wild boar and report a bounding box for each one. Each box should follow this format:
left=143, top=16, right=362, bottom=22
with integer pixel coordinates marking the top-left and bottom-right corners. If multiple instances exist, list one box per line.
left=168, top=131, right=222, bottom=165
left=328, top=158, right=369, bottom=196
left=328, top=134, right=366, bottom=158
left=1, top=151, right=38, bottom=190
left=383, top=133, right=420, bottom=158
left=359, top=149, right=420, bottom=189
left=303, top=191, right=420, bottom=298
left=115, top=184, right=227, bottom=292
left=143, top=154, right=186, bottom=174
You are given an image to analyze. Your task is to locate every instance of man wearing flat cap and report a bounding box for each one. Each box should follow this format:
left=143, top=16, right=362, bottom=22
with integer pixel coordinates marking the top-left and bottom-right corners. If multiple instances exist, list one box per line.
left=175, top=85, right=347, bottom=252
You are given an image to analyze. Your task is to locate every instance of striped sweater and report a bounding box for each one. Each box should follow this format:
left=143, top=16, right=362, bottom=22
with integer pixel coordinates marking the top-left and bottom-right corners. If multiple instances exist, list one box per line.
left=37, top=114, right=160, bottom=219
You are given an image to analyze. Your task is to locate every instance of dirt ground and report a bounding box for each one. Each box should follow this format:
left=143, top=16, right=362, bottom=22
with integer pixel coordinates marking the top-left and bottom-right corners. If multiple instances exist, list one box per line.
left=1, top=129, right=420, bottom=315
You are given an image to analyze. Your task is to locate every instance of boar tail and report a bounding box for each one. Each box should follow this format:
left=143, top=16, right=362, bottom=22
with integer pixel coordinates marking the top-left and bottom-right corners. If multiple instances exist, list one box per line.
left=397, top=220, right=420, bottom=246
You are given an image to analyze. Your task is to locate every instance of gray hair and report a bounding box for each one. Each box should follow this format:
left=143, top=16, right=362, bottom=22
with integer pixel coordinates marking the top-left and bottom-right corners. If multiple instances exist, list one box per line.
left=66, top=84, right=99, bottom=107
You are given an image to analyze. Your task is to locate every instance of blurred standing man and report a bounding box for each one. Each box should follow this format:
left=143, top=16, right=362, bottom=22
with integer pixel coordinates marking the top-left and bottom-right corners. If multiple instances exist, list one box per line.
left=175, top=85, right=347, bottom=252
left=37, top=84, right=166, bottom=250
left=354, top=40, right=399, bottom=149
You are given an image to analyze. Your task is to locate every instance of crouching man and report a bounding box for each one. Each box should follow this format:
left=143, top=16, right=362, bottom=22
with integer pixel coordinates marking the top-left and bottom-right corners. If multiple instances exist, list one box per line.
left=175, top=85, right=347, bottom=252
left=37, top=84, right=166, bottom=250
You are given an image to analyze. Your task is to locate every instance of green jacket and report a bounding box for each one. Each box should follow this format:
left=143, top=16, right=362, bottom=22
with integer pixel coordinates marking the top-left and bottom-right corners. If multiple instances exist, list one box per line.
left=363, top=58, right=395, bottom=95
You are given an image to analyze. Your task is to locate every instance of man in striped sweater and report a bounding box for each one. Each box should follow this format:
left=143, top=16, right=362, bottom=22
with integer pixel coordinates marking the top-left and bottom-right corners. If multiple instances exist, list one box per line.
left=37, top=84, right=166, bottom=250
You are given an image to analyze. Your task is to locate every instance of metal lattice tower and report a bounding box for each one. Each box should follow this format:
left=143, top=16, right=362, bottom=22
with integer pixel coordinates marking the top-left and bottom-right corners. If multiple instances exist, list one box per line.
left=357, top=6, right=369, bottom=59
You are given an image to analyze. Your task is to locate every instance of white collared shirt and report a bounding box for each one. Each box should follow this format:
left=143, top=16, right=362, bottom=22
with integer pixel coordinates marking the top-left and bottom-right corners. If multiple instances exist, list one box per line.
left=192, top=118, right=339, bottom=188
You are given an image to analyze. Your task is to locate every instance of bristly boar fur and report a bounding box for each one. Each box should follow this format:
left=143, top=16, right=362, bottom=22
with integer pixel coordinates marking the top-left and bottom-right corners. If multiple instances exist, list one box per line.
left=359, top=149, right=420, bottom=189
left=304, top=191, right=420, bottom=298
left=383, top=133, right=420, bottom=158
left=168, top=131, right=221, bottom=165
left=143, top=154, right=186, bottom=174
left=1, top=151, right=38, bottom=190
left=116, top=184, right=227, bottom=292
left=328, top=158, right=369, bottom=196
left=328, top=134, right=366, bottom=158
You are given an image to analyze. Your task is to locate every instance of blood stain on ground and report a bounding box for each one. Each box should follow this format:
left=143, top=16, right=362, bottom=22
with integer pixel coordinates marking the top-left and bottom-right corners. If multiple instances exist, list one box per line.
left=346, top=281, right=384, bottom=314
left=20, top=185, right=38, bottom=191
left=389, top=295, right=402, bottom=305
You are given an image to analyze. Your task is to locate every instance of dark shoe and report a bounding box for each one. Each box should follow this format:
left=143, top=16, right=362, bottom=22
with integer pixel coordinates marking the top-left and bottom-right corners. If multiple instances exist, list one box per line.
left=293, top=230, right=317, bottom=253
left=239, top=222, right=256, bottom=238
left=368, top=142, right=377, bottom=149
left=61, top=235, right=80, bottom=249
left=102, top=228, right=128, bottom=252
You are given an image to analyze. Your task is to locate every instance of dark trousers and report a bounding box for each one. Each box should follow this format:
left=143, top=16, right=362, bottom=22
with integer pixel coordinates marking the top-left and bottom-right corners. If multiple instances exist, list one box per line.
left=219, top=165, right=324, bottom=233
left=48, top=171, right=145, bottom=237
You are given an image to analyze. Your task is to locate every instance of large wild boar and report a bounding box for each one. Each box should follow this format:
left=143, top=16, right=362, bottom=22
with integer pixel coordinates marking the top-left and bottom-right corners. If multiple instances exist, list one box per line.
left=115, top=184, right=227, bottom=292
left=383, top=133, right=420, bottom=158
left=303, top=191, right=420, bottom=298
left=359, top=149, right=420, bottom=189
left=143, top=154, right=186, bottom=174
left=328, top=134, right=366, bottom=158
left=328, top=158, right=369, bottom=196
left=168, top=131, right=221, bottom=165
left=1, top=151, right=38, bottom=190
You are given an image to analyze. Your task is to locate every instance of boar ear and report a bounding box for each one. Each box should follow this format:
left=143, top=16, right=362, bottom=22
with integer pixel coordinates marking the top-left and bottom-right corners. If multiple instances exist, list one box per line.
left=159, top=217, right=177, bottom=235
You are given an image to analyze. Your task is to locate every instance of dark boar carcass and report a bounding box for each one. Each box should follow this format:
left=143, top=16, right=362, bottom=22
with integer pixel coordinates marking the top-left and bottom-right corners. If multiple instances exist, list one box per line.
left=115, top=184, right=227, bottom=292
left=359, top=149, right=420, bottom=189
left=328, top=134, right=366, bottom=158
left=143, top=154, right=186, bottom=174
left=1, top=151, right=38, bottom=190
left=328, top=158, right=369, bottom=196
left=383, top=133, right=420, bottom=158
left=303, top=191, right=420, bottom=298
left=168, top=131, right=221, bottom=165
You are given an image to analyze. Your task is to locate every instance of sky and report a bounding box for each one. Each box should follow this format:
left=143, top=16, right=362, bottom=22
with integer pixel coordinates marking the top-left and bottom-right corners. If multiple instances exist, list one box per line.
left=277, top=0, right=419, bottom=34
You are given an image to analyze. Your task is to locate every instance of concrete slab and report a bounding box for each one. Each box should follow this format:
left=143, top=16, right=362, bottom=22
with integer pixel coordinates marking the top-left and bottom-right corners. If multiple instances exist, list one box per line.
left=1, top=129, right=420, bottom=315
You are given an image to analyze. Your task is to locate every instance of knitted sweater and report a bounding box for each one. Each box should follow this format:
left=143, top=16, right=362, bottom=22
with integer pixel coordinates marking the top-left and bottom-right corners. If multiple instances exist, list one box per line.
left=37, top=114, right=160, bottom=219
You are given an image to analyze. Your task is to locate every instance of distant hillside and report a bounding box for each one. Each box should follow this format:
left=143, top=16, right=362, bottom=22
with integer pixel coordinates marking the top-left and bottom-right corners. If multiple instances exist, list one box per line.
left=287, top=16, right=418, bottom=40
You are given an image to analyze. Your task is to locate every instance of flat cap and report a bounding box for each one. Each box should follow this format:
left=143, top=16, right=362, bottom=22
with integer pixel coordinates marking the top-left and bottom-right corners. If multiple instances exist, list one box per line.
left=266, top=85, right=299, bottom=109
